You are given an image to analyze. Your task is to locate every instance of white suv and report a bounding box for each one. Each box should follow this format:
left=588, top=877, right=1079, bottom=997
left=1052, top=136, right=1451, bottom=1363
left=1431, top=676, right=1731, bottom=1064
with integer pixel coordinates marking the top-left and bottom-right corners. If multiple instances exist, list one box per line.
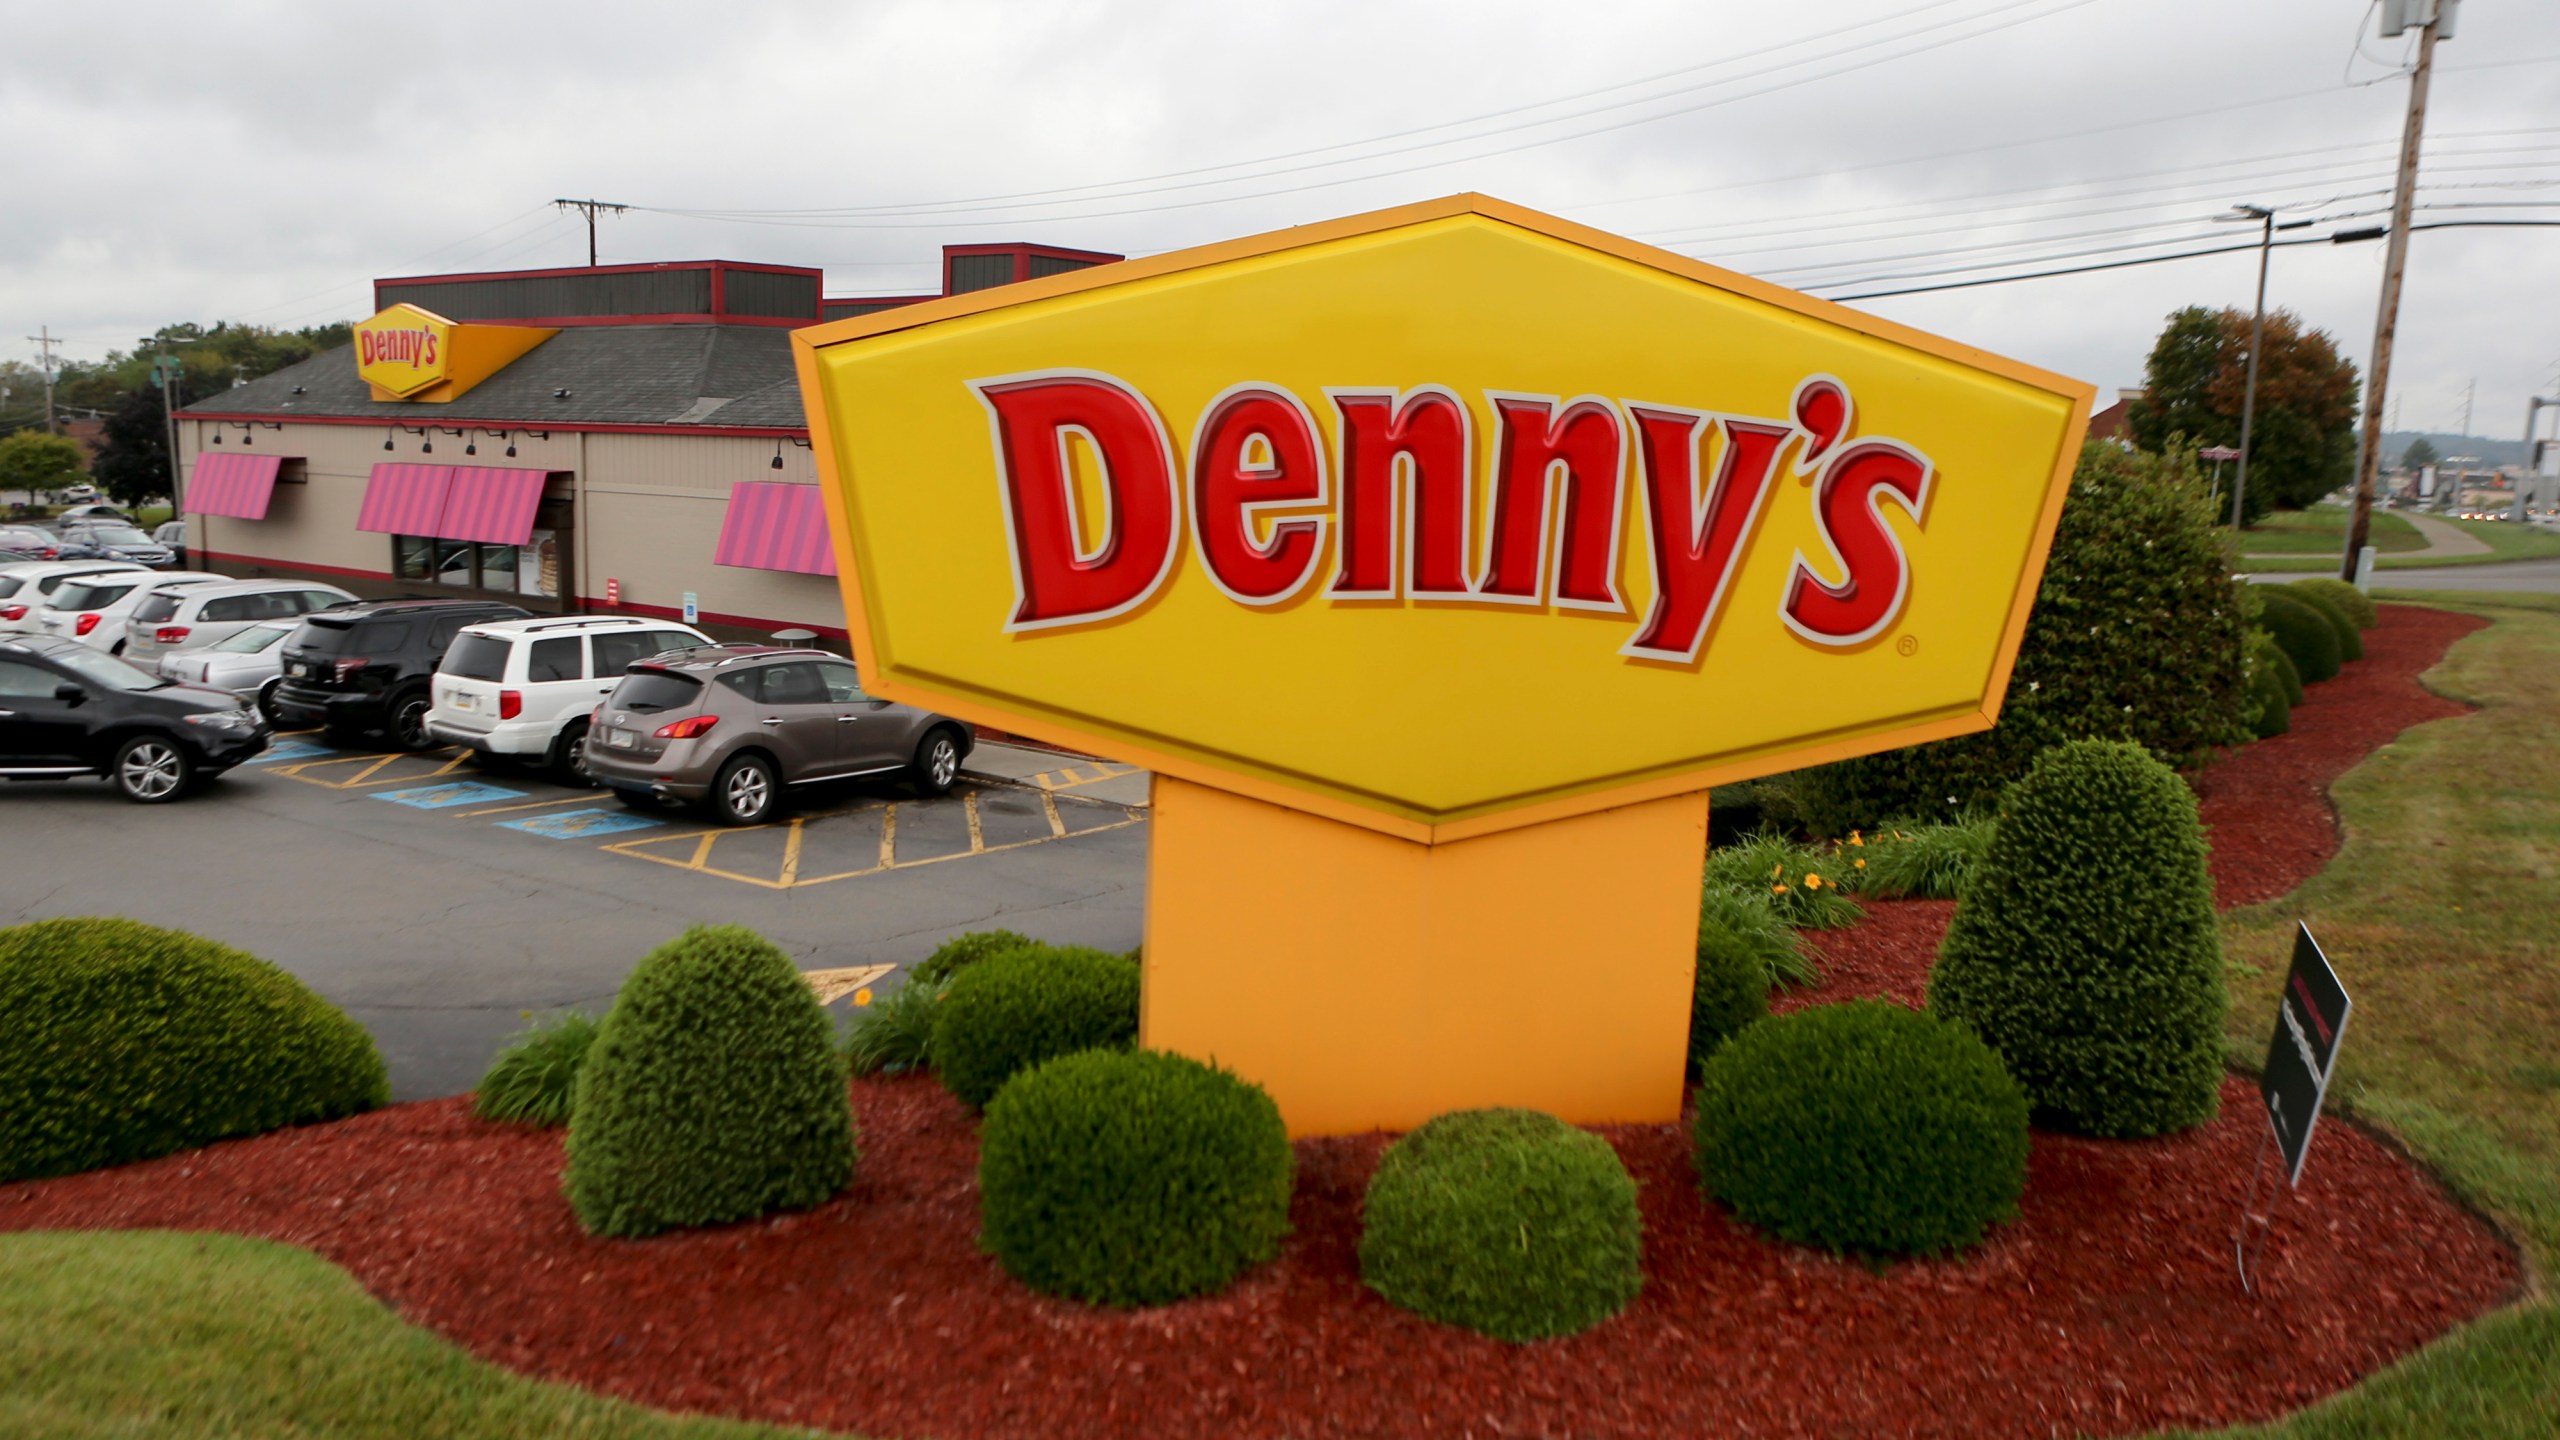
left=427, top=615, right=711, bottom=779
left=120, top=579, right=357, bottom=668
left=0, top=561, right=148, bottom=633
left=37, top=570, right=228, bottom=653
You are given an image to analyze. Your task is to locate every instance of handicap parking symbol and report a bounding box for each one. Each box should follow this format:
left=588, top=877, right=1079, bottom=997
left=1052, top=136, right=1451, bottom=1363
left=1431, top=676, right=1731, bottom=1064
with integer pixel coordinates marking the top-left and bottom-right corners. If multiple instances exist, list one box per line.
left=499, top=807, right=666, bottom=839
left=246, top=740, right=333, bottom=764
left=371, top=781, right=527, bottom=810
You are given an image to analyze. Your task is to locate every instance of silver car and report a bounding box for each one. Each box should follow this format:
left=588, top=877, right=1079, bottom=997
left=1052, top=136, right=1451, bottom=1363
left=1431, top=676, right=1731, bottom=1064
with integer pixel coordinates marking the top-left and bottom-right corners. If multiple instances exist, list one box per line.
left=156, top=619, right=300, bottom=723
left=583, top=645, right=971, bottom=825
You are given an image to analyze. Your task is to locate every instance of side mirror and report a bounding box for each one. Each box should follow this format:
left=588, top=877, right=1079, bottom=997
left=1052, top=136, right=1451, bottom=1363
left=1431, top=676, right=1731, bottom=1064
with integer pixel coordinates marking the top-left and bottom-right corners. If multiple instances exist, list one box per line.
left=54, top=683, right=85, bottom=706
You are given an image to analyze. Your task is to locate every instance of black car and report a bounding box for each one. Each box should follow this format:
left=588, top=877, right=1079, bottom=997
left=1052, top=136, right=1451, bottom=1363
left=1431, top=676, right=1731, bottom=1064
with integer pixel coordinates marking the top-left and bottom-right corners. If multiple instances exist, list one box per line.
left=271, top=598, right=531, bottom=749
left=0, top=634, right=270, bottom=802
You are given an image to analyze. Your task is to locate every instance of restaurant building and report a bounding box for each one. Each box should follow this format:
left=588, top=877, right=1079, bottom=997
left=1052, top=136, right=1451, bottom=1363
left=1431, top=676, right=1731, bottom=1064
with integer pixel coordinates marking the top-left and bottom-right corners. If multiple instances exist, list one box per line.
left=176, top=242, right=1119, bottom=641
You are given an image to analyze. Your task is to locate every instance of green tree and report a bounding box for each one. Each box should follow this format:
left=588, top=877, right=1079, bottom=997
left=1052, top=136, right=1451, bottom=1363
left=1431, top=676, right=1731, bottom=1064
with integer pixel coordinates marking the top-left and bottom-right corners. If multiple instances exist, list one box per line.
left=2399, top=435, right=2440, bottom=473
left=2126, top=305, right=2359, bottom=523
left=0, top=430, right=86, bottom=507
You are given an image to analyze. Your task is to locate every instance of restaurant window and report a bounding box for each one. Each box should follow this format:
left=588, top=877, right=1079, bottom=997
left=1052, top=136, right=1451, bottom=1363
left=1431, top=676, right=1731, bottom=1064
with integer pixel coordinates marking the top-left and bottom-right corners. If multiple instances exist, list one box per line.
left=391, top=527, right=565, bottom=601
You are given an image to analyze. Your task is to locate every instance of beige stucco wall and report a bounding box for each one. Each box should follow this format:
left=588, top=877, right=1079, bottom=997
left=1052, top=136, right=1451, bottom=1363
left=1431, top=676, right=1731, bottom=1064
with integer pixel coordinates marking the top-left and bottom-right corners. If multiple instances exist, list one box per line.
left=179, top=419, right=845, bottom=635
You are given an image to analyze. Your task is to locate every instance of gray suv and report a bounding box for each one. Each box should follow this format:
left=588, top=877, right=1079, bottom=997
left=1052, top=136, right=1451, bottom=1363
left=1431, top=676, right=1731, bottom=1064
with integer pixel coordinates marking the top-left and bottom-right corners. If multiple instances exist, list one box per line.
left=583, top=645, right=971, bottom=825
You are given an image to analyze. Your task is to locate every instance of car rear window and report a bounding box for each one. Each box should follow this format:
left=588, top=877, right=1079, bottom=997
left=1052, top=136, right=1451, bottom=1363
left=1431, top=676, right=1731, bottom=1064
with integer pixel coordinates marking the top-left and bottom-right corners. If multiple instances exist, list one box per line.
left=443, top=633, right=511, bottom=681
left=610, top=669, right=703, bottom=713
left=290, top=616, right=354, bottom=654
left=216, top=624, right=292, bottom=654
left=130, top=592, right=187, bottom=624
left=0, top=577, right=21, bottom=599
left=49, top=582, right=136, bottom=611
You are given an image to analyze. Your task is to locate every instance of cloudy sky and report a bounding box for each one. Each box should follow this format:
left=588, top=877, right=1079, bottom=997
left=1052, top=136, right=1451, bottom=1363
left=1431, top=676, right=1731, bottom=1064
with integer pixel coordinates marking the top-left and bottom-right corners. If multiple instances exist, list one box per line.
left=6, top=0, right=2555, bottom=438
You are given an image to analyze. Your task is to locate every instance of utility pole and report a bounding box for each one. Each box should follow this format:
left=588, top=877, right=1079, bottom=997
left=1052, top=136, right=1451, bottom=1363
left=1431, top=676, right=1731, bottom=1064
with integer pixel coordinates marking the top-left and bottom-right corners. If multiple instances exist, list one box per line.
left=2343, top=0, right=2454, bottom=581
left=2514, top=396, right=2555, bottom=522
left=142, top=336, right=184, bottom=515
left=552, top=198, right=629, bottom=267
left=2460, top=377, right=2474, bottom=440
left=2226, top=204, right=2277, bottom=531
left=24, top=326, right=59, bottom=434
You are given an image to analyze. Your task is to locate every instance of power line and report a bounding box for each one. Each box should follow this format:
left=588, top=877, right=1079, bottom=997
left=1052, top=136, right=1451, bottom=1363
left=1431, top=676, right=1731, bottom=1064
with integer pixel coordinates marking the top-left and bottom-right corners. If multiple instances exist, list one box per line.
left=634, top=0, right=2110, bottom=230
left=1817, top=217, right=2560, bottom=301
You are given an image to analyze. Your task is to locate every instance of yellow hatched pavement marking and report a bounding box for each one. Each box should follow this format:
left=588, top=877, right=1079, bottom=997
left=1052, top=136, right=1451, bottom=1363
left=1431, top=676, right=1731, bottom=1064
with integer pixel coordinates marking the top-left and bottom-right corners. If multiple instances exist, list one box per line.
left=804, top=964, right=895, bottom=1006
left=597, top=787, right=1143, bottom=890
left=272, top=747, right=474, bottom=790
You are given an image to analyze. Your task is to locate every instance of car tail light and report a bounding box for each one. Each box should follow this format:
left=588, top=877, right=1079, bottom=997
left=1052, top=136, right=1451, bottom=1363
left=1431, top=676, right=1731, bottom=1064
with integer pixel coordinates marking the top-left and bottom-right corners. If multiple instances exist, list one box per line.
left=0, top=604, right=23, bottom=621
left=498, top=690, right=523, bottom=720
left=156, top=626, right=190, bottom=645
left=74, top=613, right=101, bottom=636
left=333, top=657, right=370, bottom=682
left=654, top=714, right=717, bottom=740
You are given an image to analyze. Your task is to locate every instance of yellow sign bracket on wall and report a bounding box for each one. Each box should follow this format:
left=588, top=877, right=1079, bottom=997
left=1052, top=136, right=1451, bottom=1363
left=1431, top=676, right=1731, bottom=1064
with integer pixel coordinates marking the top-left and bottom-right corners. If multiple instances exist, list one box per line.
left=354, top=303, right=557, bottom=404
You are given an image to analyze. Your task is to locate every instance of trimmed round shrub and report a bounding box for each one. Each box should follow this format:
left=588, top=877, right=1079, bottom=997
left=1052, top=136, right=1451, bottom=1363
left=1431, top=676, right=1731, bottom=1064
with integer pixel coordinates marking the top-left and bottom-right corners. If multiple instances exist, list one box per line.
left=2256, top=588, right=2342, bottom=684
left=2250, top=630, right=2304, bottom=706
left=1790, top=441, right=2252, bottom=835
left=908, top=928, right=1034, bottom=989
left=1361, top=1108, right=1642, bottom=1341
left=0, top=918, right=388, bottom=1182
left=474, top=1010, right=599, bottom=1127
left=2286, top=584, right=2364, bottom=662
left=932, top=942, right=1140, bottom=1109
left=1691, top=893, right=1775, bottom=1072
left=2247, top=659, right=2292, bottom=738
left=565, top=925, right=856, bottom=1238
left=1692, top=1000, right=2028, bottom=1257
left=979, top=1048, right=1291, bottom=1306
left=1928, top=740, right=2227, bottom=1137
left=2290, top=576, right=2376, bottom=630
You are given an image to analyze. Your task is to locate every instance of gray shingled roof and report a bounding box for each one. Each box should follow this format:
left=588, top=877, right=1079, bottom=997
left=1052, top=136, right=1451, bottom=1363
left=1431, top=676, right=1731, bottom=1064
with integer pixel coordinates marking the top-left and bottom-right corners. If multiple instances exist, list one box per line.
left=184, top=324, right=807, bottom=430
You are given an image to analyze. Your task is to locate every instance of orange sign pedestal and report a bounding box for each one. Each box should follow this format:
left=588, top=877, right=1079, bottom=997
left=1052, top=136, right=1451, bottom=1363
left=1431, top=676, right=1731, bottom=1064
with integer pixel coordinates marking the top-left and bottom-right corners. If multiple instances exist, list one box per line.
left=1143, top=775, right=1708, bottom=1135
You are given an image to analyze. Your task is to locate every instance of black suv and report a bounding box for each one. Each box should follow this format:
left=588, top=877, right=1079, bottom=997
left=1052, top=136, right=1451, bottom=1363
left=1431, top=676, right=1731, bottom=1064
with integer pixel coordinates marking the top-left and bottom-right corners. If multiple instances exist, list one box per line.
left=272, top=598, right=530, bottom=749
left=0, top=634, right=270, bottom=802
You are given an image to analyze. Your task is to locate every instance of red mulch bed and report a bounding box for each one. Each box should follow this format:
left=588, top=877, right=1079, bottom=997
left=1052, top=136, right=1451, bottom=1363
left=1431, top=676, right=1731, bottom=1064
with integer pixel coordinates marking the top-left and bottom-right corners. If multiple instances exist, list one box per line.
left=0, top=603, right=2519, bottom=1440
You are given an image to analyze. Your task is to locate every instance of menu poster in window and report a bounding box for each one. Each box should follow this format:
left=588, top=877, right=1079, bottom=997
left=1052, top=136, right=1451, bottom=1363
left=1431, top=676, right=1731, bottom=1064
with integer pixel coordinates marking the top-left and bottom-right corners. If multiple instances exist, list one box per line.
left=519, top=529, right=559, bottom=598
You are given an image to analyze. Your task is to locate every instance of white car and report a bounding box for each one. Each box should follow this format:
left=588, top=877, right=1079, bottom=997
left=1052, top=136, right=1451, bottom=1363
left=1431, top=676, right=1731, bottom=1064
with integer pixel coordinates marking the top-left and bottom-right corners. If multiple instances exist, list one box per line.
left=0, top=560, right=149, bottom=634
left=427, top=614, right=711, bottom=779
left=156, top=618, right=299, bottom=723
left=37, top=570, right=228, bottom=653
left=120, top=578, right=356, bottom=669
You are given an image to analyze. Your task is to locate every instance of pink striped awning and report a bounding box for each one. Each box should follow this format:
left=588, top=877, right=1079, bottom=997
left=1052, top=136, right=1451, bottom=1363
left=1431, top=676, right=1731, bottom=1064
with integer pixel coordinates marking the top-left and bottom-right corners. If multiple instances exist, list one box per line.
left=189, top=453, right=284, bottom=520
left=438, top=465, right=548, bottom=546
left=355, top=463, right=454, bottom=536
left=714, top=482, right=838, bottom=576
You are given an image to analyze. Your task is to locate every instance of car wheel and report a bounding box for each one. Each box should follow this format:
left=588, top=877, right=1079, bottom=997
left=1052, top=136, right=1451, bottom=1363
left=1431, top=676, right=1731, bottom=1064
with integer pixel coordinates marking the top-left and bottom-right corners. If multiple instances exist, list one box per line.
left=111, top=735, right=192, bottom=804
left=255, top=679, right=283, bottom=727
left=708, top=753, right=779, bottom=826
left=910, top=728, right=963, bottom=797
left=549, top=720, right=596, bottom=786
left=387, top=690, right=434, bottom=752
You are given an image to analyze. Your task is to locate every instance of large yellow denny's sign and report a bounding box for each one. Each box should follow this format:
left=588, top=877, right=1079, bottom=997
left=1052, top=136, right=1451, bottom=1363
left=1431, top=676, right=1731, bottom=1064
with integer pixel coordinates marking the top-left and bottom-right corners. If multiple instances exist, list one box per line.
left=795, top=196, right=2092, bottom=842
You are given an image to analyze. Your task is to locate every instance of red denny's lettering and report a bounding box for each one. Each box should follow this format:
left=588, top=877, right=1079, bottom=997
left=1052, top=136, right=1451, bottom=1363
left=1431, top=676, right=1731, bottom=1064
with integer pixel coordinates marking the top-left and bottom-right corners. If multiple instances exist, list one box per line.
left=359, top=326, right=440, bottom=368
left=970, top=370, right=1934, bottom=659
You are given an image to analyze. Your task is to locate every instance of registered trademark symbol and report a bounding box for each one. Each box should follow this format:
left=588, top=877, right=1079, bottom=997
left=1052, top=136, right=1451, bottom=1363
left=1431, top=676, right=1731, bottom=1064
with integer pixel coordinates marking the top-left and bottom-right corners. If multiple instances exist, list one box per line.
left=1897, top=634, right=1920, bottom=657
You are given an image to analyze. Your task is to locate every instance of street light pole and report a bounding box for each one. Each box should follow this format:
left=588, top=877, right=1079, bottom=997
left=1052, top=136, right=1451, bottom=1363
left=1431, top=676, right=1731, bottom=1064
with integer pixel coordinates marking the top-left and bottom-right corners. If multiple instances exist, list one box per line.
left=2342, top=2, right=2450, bottom=581
left=143, top=337, right=184, bottom=517
left=2227, top=205, right=2275, bottom=532
left=2516, top=397, right=2555, bottom=522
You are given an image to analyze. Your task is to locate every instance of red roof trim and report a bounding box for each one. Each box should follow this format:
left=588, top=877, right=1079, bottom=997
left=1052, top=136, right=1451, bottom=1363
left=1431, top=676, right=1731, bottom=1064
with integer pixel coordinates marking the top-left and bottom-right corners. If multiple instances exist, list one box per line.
left=186, top=413, right=808, bottom=440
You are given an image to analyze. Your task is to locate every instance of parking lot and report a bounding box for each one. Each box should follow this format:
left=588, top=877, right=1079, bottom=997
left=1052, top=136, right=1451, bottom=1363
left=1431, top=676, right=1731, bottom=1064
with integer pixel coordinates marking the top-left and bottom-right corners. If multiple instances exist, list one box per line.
left=3, top=726, right=1150, bottom=1101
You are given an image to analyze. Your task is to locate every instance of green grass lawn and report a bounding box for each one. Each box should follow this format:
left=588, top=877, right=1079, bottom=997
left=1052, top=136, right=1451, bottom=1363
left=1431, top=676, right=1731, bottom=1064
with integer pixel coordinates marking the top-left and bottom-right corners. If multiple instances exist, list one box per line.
left=2185, top=591, right=2560, bottom=1438
left=1, top=599, right=2553, bottom=1438
left=0, top=1230, right=826, bottom=1439
left=2241, top=505, right=2427, bottom=554
left=2244, top=508, right=2560, bottom=572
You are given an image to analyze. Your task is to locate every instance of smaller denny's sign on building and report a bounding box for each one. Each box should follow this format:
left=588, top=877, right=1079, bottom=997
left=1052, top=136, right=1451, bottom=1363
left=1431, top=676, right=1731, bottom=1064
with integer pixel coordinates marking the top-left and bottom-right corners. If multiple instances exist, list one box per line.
left=795, top=195, right=2092, bottom=1134
left=354, top=303, right=555, bottom=403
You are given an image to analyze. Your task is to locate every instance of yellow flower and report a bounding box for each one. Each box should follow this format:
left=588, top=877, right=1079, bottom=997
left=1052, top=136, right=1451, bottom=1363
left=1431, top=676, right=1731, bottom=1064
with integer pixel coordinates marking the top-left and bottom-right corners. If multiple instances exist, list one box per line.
left=1849, top=831, right=1864, bottom=847
left=1772, top=884, right=1790, bottom=895
left=1854, top=858, right=1867, bottom=870
left=853, top=988, right=874, bottom=1007
left=1771, top=862, right=1784, bottom=878
left=1805, top=874, right=1824, bottom=890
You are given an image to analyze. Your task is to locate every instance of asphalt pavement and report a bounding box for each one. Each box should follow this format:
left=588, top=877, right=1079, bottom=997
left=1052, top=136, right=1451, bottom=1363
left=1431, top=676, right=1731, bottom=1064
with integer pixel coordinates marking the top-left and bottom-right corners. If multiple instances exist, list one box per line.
left=4, top=733, right=1150, bottom=1103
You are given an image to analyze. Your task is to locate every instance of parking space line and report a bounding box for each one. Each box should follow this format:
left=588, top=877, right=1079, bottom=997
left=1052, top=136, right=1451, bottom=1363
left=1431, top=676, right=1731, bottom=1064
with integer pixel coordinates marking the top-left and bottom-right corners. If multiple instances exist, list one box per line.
left=778, top=820, right=805, bottom=887
left=1040, top=791, right=1065, bottom=838
left=878, top=805, right=898, bottom=869
left=272, top=748, right=475, bottom=790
